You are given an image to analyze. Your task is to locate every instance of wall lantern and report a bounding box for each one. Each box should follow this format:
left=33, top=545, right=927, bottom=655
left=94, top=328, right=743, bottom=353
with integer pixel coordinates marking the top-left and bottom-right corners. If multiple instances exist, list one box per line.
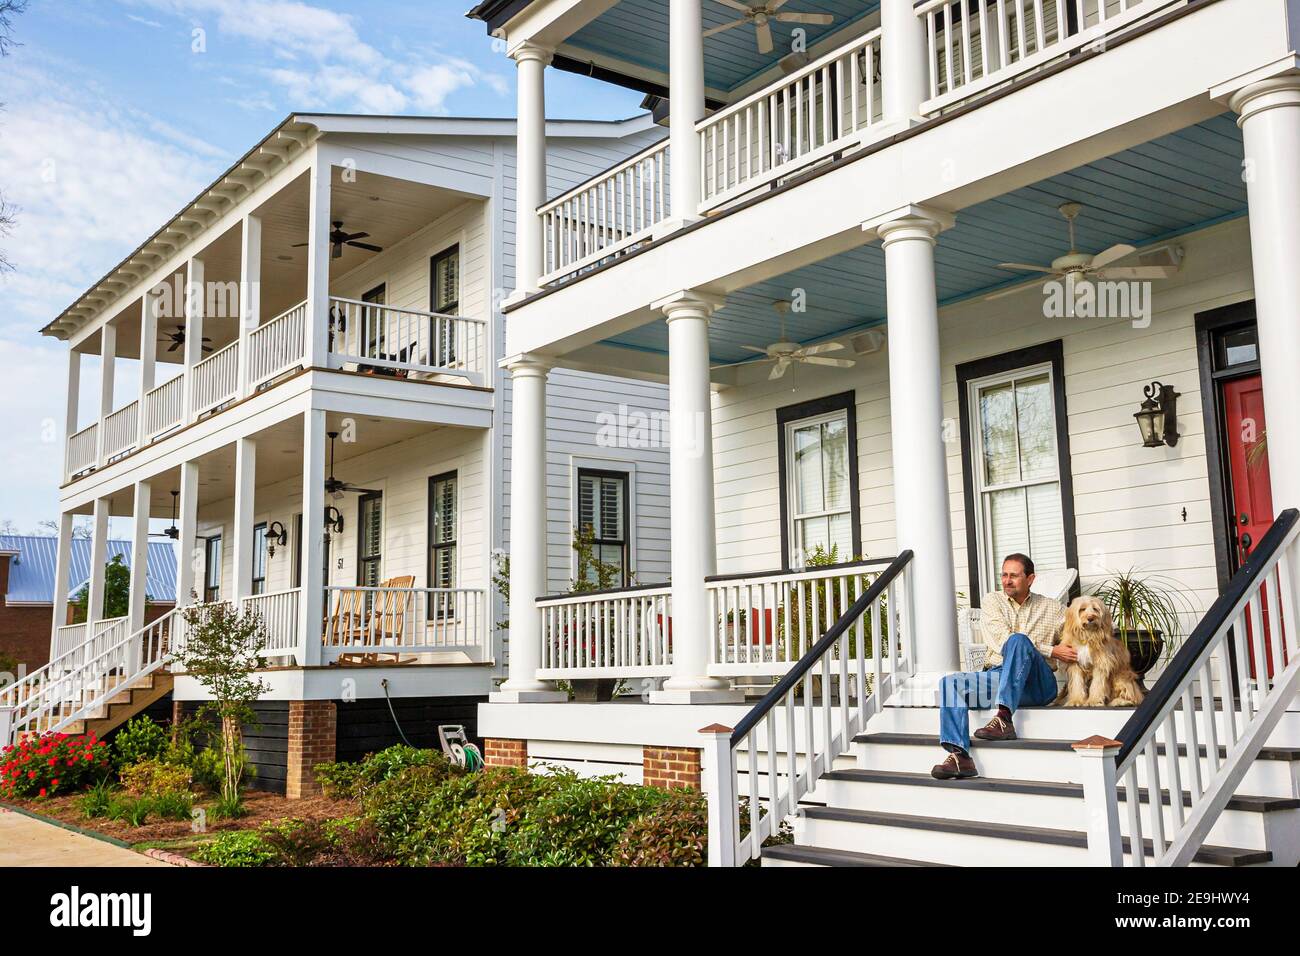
left=1134, top=381, right=1180, bottom=448
left=265, top=520, right=288, bottom=558
left=324, top=506, right=345, bottom=538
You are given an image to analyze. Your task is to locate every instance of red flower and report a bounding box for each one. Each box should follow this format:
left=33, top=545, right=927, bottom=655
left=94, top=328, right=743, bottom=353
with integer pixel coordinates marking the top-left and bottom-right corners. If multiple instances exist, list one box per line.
left=38, top=788, right=46, bottom=797
left=50, top=778, right=59, bottom=787
left=27, top=771, right=36, bottom=779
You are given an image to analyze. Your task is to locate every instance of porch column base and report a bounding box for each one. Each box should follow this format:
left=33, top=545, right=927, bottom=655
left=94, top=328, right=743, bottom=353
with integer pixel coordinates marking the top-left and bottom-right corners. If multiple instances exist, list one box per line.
left=489, top=688, right=568, bottom=703
left=650, top=684, right=743, bottom=705
left=285, top=700, right=336, bottom=800
left=651, top=216, right=702, bottom=240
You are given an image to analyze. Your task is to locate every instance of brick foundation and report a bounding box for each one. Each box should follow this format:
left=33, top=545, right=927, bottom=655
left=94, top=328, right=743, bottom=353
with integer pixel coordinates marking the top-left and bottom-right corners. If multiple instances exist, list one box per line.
left=643, top=745, right=702, bottom=790
left=484, top=737, right=528, bottom=768
left=285, top=700, right=337, bottom=799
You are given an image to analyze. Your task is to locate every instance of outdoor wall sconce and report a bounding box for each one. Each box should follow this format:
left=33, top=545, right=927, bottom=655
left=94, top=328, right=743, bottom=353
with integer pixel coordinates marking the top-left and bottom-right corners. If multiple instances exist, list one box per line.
left=265, top=521, right=288, bottom=557
left=1134, top=381, right=1180, bottom=448
left=324, top=506, right=344, bottom=538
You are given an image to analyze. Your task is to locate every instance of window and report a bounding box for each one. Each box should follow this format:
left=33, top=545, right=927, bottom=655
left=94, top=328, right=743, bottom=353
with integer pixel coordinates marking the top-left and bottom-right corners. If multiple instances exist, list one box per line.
left=777, top=392, right=861, bottom=570
left=577, top=469, right=629, bottom=586
left=430, top=245, right=459, bottom=366
left=362, top=283, right=386, bottom=358
left=357, top=494, right=382, bottom=587
left=428, top=473, right=457, bottom=617
left=204, top=535, right=222, bottom=603
left=252, top=523, right=267, bottom=595
left=961, top=352, right=1074, bottom=597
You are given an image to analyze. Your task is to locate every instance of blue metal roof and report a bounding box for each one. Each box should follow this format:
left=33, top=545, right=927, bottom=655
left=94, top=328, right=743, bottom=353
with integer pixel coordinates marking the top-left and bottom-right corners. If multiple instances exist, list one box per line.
left=0, top=536, right=178, bottom=605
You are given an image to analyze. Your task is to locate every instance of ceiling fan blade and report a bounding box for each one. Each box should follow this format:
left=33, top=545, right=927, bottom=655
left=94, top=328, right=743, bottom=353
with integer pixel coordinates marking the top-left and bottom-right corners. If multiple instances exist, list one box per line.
left=703, top=18, right=748, bottom=37
left=775, top=12, right=834, bottom=24
left=167, top=341, right=182, bottom=352
left=997, top=262, right=1056, bottom=274
left=801, top=356, right=856, bottom=368
left=800, top=341, right=845, bottom=356
left=345, top=485, right=383, bottom=496
left=769, top=0, right=793, bottom=9
left=711, top=355, right=772, bottom=370
left=291, top=241, right=309, bottom=248
left=738, top=344, right=771, bottom=354
left=341, top=231, right=370, bottom=241
left=1093, top=266, right=1178, bottom=280
left=1089, top=243, right=1136, bottom=270
left=768, top=358, right=790, bottom=380
left=986, top=282, right=1040, bottom=300
left=755, top=19, right=774, bottom=54
left=713, top=0, right=755, bottom=11
left=347, top=241, right=384, bottom=253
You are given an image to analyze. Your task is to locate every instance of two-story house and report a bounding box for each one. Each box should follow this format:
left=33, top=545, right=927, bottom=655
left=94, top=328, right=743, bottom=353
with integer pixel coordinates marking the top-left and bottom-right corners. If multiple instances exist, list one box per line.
left=468, top=0, right=1300, bottom=865
left=2, top=112, right=672, bottom=797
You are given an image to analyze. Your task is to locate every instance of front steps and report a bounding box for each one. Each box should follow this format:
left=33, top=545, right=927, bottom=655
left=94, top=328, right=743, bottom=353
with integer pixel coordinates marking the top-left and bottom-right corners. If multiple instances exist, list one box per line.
left=761, top=702, right=1300, bottom=867
left=24, top=672, right=173, bottom=739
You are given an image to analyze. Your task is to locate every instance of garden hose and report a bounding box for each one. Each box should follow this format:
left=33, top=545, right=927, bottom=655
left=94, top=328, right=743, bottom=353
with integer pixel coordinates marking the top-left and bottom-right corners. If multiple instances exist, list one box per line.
left=379, top=678, right=414, bottom=747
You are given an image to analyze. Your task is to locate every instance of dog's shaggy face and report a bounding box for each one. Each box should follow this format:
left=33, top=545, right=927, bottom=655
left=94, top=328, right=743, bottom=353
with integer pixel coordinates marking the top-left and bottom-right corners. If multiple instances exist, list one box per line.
left=1067, top=595, right=1111, bottom=634
left=1057, top=596, right=1143, bottom=707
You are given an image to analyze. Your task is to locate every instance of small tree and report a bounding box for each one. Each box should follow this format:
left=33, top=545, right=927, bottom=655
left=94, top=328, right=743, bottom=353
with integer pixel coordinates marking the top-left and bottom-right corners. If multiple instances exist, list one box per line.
left=171, top=602, right=270, bottom=807
left=71, top=554, right=134, bottom=623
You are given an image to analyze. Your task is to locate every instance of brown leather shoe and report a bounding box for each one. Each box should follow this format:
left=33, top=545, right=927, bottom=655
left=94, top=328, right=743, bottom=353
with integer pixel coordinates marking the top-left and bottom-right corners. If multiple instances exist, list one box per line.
left=973, top=714, right=1017, bottom=741
left=931, top=751, right=977, bottom=780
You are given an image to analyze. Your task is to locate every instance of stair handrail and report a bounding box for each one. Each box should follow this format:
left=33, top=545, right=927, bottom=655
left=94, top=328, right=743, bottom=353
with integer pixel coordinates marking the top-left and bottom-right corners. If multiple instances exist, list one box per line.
left=1081, top=508, right=1300, bottom=866
left=1, top=609, right=177, bottom=746
left=702, top=550, right=915, bottom=866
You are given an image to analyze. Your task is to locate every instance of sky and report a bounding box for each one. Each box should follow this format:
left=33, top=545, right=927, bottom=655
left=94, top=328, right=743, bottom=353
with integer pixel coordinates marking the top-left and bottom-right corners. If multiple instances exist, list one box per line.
left=0, top=0, right=645, bottom=537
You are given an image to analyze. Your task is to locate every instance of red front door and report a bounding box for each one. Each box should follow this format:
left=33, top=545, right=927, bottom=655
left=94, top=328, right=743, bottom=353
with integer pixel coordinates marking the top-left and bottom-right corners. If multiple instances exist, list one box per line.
left=1222, top=375, right=1277, bottom=677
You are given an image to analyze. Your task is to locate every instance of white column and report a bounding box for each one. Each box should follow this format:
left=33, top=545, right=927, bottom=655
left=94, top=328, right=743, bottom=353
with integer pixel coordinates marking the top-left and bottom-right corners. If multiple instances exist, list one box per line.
left=652, top=291, right=739, bottom=704
left=305, top=159, right=332, bottom=370
left=875, top=207, right=959, bottom=678
left=237, top=214, right=262, bottom=396
left=299, top=409, right=327, bottom=666
left=86, top=497, right=110, bottom=624
left=183, top=257, right=205, bottom=423
left=127, top=481, right=152, bottom=633
left=95, top=322, right=117, bottom=464
left=492, top=356, right=565, bottom=702
left=176, top=460, right=201, bottom=606
left=50, top=512, right=75, bottom=644
left=1233, top=76, right=1300, bottom=519
left=64, top=350, right=81, bottom=480
left=137, top=296, right=157, bottom=445
left=667, top=0, right=704, bottom=226
left=881, top=0, right=929, bottom=127
left=510, top=43, right=552, bottom=299
left=233, top=437, right=257, bottom=601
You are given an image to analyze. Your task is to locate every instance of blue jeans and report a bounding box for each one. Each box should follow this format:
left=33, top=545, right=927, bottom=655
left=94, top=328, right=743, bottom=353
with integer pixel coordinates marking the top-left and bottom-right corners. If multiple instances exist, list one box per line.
left=939, top=633, right=1057, bottom=752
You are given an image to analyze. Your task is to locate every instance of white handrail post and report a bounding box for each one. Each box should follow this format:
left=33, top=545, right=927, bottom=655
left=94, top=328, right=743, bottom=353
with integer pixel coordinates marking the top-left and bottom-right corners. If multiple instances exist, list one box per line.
left=1075, top=736, right=1124, bottom=866
left=701, top=723, right=737, bottom=867
left=0, top=706, right=13, bottom=749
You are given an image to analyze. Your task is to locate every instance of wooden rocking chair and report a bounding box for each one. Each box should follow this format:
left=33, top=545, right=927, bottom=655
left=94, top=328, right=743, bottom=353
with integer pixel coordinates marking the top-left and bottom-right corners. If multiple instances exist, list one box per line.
left=325, top=588, right=368, bottom=646
left=337, top=575, right=419, bottom=666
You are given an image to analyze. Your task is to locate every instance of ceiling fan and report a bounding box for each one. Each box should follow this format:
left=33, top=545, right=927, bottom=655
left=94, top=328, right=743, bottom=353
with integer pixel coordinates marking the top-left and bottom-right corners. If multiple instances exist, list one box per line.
left=149, top=490, right=181, bottom=540
left=705, top=0, right=833, bottom=55
left=723, top=301, right=856, bottom=380
left=294, top=221, right=384, bottom=260
left=992, top=202, right=1181, bottom=297
left=324, top=431, right=380, bottom=498
left=160, top=327, right=213, bottom=353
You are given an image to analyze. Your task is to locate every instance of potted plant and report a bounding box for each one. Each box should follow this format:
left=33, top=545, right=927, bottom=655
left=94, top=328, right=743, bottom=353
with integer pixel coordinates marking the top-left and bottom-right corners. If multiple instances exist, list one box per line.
left=1091, top=570, right=1196, bottom=684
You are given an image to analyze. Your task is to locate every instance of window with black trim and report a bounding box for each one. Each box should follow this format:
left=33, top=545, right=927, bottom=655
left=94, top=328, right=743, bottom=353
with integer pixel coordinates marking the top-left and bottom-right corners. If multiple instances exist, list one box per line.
left=777, top=392, right=861, bottom=569
left=429, top=472, right=457, bottom=590
left=252, top=522, right=267, bottom=595
left=577, top=469, right=629, bottom=586
left=204, top=534, right=222, bottom=604
left=430, top=245, right=459, bottom=367
left=357, top=493, right=382, bottom=588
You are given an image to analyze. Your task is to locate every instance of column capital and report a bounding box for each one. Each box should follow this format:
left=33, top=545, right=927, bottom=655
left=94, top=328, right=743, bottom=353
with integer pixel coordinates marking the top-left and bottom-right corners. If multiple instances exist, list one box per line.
left=500, top=352, right=554, bottom=375
left=509, top=41, right=554, bottom=67
left=652, top=289, right=725, bottom=320
left=1226, top=72, right=1300, bottom=125
left=864, top=204, right=956, bottom=245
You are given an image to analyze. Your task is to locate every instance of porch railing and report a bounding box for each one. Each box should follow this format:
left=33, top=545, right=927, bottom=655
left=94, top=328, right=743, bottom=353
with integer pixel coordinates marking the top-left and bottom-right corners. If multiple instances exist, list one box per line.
left=51, top=623, right=88, bottom=661
left=246, top=300, right=306, bottom=389
left=240, top=588, right=301, bottom=662
left=704, top=551, right=915, bottom=866
left=536, top=584, right=674, bottom=678
left=321, top=585, right=489, bottom=662
left=539, top=137, right=670, bottom=285
left=706, top=558, right=895, bottom=676
left=328, top=297, right=487, bottom=386
left=190, top=340, right=240, bottom=416
left=67, top=423, right=98, bottom=477
left=143, top=375, right=184, bottom=440
left=1081, top=509, right=1300, bottom=866
left=101, top=401, right=139, bottom=461
left=699, top=27, right=883, bottom=209
left=916, top=0, right=1181, bottom=114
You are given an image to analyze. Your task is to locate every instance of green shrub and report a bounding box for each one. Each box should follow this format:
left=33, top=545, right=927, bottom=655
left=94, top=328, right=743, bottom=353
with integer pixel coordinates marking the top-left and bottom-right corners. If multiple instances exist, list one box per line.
left=313, top=761, right=363, bottom=800
left=258, top=818, right=333, bottom=866
left=112, top=717, right=170, bottom=769
left=193, top=830, right=276, bottom=867
left=208, top=791, right=247, bottom=820
left=106, top=795, right=152, bottom=827
left=120, top=758, right=192, bottom=797
left=79, top=777, right=117, bottom=819
left=148, top=791, right=195, bottom=821
left=315, top=745, right=459, bottom=800
left=612, top=790, right=707, bottom=867
left=1, top=732, right=112, bottom=798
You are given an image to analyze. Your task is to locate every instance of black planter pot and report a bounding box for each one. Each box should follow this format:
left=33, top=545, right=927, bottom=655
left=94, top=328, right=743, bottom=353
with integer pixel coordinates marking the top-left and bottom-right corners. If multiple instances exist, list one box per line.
left=1123, top=629, right=1164, bottom=682
left=571, top=678, right=618, bottom=702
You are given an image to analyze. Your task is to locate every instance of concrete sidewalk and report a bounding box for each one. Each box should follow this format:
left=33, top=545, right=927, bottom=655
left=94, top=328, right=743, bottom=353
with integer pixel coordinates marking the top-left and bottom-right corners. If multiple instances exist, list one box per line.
left=0, top=808, right=171, bottom=866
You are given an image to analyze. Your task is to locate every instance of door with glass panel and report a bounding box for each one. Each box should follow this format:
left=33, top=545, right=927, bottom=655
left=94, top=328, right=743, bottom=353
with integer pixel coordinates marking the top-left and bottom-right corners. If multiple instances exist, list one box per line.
left=968, top=365, right=1067, bottom=593
left=785, top=410, right=853, bottom=567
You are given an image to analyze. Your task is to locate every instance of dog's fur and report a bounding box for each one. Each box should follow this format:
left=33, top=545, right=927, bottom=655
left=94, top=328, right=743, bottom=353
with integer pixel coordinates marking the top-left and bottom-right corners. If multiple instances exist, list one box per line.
left=1055, top=596, right=1145, bottom=707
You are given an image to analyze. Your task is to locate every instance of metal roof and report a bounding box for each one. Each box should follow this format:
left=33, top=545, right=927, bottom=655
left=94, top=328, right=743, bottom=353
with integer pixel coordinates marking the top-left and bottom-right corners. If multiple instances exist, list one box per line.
left=0, top=536, right=178, bottom=605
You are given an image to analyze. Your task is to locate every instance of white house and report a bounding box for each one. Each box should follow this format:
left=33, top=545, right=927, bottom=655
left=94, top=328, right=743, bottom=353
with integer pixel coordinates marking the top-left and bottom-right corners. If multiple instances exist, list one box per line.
left=2, top=113, right=672, bottom=796
left=468, top=0, right=1300, bottom=866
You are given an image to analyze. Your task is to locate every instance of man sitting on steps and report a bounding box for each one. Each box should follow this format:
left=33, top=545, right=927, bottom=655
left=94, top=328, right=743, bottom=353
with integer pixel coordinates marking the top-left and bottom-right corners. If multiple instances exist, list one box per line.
left=931, top=553, right=1076, bottom=780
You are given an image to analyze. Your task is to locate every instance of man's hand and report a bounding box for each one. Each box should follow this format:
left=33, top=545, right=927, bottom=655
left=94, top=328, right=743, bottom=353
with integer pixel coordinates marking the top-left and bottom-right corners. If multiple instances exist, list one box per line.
left=1051, top=644, right=1078, bottom=663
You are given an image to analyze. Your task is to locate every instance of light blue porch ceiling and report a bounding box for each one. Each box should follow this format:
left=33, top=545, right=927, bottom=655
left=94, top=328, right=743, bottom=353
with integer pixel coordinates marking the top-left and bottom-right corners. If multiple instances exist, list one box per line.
left=604, top=114, right=1248, bottom=364
left=568, top=0, right=880, bottom=94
